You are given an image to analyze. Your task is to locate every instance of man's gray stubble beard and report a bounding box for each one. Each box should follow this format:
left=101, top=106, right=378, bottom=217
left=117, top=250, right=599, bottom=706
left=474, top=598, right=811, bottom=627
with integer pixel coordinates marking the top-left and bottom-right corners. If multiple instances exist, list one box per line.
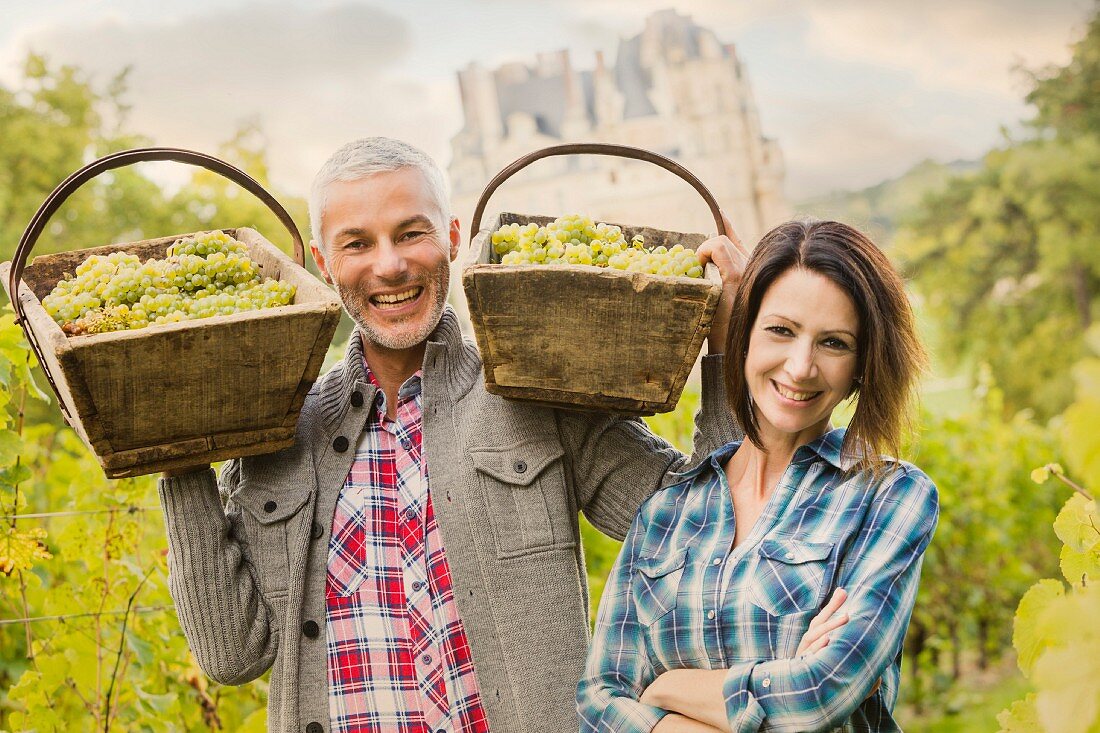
left=335, top=259, right=451, bottom=351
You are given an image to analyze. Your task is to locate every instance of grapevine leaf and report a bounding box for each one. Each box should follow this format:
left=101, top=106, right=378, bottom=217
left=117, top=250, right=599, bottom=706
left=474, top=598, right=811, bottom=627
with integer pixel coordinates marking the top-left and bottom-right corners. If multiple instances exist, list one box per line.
left=997, top=694, right=1043, bottom=733
left=1032, top=466, right=1051, bottom=484
left=1053, top=494, right=1100, bottom=553
left=1063, top=397, right=1100, bottom=490
left=1060, top=542, right=1100, bottom=588
left=1032, top=588, right=1100, bottom=733
left=0, top=526, right=52, bottom=575
left=1013, top=578, right=1065, bottom=676
left=0, top=428, right=22, bottom=469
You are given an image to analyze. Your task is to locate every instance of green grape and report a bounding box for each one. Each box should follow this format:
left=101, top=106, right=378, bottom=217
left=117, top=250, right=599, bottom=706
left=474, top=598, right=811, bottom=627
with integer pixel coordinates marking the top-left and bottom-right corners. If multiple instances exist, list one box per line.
left=491, top=215, right=705, bottom=279
left=44, top=231, right=297, bottom=336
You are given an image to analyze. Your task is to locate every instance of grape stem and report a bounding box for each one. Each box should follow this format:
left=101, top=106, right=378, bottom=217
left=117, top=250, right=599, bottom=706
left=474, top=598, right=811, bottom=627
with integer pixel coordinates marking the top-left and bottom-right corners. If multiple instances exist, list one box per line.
left=1053, top=472, right=1094, bottom=501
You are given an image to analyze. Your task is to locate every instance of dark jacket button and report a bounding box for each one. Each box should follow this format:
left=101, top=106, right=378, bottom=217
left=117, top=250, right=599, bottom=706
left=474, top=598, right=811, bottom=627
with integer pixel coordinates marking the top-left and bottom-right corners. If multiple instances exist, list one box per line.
left=306, top=723, right=324, bottom=733
left=514, top=460, right=527, bottom=474
left=302, top=620, right=320, bottom=639
left=263, top=500, right=277, bottom=513
left=311, top=521, right=324, bottom=540
left=333, top=436, right=349, bottom=452
left=351, top=390, right=364, bottom=408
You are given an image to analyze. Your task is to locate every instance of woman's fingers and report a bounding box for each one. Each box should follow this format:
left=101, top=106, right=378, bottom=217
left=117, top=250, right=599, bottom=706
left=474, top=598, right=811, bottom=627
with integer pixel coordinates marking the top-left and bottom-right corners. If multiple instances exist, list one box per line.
left=797, top=588, right=850, bottom=656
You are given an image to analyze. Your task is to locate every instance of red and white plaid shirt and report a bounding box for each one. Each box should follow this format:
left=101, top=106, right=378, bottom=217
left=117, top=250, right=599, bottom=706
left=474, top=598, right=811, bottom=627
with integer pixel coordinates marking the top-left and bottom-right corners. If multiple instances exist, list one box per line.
left=325, top=365, right=489, bottom=733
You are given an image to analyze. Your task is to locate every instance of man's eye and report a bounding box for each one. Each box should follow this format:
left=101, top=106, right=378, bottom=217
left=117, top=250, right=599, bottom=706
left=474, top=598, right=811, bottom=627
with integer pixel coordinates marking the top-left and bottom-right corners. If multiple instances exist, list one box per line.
left=345, top=240, right=368, bottom=250
left=401, top=231, right=427, bottom=241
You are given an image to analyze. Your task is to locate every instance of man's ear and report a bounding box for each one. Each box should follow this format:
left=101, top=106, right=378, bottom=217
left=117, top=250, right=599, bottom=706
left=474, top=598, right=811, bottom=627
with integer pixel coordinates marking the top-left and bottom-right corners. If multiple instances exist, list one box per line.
left=310, top=239, right=332, bottom=284
left=448, top=216, right=461, bottom=262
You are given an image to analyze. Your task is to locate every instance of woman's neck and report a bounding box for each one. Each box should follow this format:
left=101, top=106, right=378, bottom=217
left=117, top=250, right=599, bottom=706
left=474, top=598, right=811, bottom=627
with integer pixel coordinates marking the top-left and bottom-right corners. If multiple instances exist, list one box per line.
left=728, top=422, right=832, bottom=500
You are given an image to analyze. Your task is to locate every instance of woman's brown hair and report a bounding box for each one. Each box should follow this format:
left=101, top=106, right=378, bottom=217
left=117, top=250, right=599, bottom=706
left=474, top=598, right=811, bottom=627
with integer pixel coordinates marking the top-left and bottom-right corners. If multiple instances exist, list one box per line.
left=723, top=220, right=927, bottom=472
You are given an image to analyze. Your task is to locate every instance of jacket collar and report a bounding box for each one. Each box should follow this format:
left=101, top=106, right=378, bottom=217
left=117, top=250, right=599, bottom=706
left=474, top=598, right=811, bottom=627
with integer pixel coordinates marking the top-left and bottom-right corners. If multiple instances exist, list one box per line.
left=319, top=305, right=481, bottom=430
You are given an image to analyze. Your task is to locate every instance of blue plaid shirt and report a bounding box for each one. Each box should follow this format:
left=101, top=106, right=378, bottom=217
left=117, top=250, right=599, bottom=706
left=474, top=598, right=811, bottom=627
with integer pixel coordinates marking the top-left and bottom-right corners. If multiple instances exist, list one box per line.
left=577, top=428, right=938, bottom=732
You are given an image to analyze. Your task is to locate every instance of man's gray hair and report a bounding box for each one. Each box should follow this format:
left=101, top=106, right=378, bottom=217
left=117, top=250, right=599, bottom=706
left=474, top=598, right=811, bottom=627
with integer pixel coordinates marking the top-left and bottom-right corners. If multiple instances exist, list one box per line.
left=309, top=137, right=451, bottom=247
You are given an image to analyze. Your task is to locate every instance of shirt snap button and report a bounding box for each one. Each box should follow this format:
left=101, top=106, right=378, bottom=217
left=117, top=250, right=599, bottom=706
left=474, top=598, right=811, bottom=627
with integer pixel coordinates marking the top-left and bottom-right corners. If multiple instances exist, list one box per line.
left=514, top=460, right=527, bottom=474
left=707, top=609, right=716, bottom=619
left=762, top=678, right=772, bottom=689
left=785, top=552, right=795, bottom=560
left=712, top=557, right=722, bottom=566
left=263, top=500, right=277, bottom=513
left=421, top=653, right=432, bottom=665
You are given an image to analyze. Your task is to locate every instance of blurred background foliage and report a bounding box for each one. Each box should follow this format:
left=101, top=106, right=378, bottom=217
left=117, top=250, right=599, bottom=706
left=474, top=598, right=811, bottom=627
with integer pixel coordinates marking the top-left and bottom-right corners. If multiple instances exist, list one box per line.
left=2, top=6, right=1100, bottom=731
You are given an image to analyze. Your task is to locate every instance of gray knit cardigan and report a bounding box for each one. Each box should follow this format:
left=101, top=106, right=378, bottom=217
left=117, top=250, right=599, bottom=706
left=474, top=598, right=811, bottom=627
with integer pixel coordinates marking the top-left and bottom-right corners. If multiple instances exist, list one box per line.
left=158, top=307, right=738, bottom=733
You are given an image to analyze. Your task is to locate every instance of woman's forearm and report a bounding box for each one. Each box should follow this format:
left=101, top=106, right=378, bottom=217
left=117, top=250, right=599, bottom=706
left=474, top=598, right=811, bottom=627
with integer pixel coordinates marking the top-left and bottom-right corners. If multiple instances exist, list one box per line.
left=641, top=669, right=731, bottom=732
left=653, top=713, right=726, bottom=733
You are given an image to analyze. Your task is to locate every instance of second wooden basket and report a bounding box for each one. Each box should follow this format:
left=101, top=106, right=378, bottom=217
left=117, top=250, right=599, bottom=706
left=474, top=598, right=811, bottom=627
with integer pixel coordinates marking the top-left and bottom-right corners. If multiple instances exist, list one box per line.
left=462, top=143, right=724, bottom=415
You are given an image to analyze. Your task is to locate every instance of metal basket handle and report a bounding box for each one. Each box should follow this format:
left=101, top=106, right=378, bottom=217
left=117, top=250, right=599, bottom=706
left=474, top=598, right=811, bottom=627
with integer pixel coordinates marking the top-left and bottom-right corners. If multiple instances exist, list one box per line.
left=468, top=143, right=728, bottom=244
left=6, top=146, right=307, bottom=416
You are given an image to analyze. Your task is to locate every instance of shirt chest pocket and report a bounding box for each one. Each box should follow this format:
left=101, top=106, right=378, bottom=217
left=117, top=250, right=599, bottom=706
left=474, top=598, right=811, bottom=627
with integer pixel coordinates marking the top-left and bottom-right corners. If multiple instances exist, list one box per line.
left=748, top=539, right=834, bottom=617
left=633, top=548, right=688, bottom=627
left=469, top=437, right=574, bottom=559
left=231, top=481, right=313, bottom=598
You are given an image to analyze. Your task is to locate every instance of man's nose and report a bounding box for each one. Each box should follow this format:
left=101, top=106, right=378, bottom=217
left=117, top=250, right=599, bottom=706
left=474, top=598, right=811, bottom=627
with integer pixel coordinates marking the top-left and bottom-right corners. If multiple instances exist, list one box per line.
left=374, top=240, right=408, bottom=280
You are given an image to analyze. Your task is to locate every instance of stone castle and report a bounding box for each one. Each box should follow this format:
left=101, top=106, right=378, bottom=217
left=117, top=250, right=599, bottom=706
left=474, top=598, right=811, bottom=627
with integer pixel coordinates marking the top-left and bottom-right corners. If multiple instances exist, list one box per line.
left=448, top=9, right=789, bottom=246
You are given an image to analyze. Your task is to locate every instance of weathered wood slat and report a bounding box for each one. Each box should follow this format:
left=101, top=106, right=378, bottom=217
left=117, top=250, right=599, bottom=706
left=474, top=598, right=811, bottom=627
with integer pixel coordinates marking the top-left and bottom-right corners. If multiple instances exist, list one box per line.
left=1, top=227, right=342, bottom=478
left=462, top=212, right=721, bottom=415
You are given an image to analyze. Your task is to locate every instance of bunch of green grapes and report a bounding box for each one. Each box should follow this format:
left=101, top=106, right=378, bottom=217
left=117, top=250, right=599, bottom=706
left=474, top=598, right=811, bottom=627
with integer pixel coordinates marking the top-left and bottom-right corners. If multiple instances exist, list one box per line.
left=42, top=230, right=296, bottom=335
left=491, top=214, right=704, bottom=278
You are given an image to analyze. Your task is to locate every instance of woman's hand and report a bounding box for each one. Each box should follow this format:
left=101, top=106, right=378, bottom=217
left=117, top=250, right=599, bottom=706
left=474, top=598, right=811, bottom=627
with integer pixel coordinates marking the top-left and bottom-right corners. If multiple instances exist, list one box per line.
left=695, top=210, right=750, bottom=355
left=796, top=588, right=849, bottom=656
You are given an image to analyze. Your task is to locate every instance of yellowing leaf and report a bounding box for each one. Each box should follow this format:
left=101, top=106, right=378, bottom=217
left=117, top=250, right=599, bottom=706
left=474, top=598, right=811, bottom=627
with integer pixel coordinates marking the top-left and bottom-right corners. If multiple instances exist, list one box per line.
left=1053, top=494, right=1100, bottom=553
left=997, top=694, right=1044, bottom=733
left=1032, top=588, right=1100, bottom=733
left=1014, top=579, right=1065, bottom=677
left=0, top=526, right=51, bottom=575
left=1032, top=466, right=1052, bottom=484
left=1060, top=542, right=1100, bottom=588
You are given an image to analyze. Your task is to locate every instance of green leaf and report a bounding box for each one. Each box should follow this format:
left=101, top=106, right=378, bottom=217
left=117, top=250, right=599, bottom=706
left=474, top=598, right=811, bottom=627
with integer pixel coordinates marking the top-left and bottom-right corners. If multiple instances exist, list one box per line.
left=1032, top=466, right=1051, bottom=484
left=0, top=429, right=23, bottom=469
left=1013, top=578, right=1065, bottom=677
left=1053, top=494, right=1100, bottom=553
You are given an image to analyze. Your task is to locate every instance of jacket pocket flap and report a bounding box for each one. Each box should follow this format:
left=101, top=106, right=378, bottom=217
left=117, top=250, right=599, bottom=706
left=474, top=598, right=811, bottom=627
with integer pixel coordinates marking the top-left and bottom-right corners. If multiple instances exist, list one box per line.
left=758, top=539, right=833, bottom=565
left=233, top=483, right=311, bottom=525
left=469, top=437, right=565, bottom=487
left=636, top=547, right=689, bottom=579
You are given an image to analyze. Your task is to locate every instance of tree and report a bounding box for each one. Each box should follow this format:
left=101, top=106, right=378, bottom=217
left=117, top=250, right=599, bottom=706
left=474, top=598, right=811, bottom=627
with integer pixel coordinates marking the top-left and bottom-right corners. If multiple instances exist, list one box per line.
left=897, top=7, right=1100, bottom=419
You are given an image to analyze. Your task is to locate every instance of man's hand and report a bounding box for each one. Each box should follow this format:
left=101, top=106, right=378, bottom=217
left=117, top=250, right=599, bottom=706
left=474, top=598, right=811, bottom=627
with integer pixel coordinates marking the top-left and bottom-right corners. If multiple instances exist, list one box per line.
left=796, top=588, right=849, bottom=656
left=694, top=210, right=750, bottom=355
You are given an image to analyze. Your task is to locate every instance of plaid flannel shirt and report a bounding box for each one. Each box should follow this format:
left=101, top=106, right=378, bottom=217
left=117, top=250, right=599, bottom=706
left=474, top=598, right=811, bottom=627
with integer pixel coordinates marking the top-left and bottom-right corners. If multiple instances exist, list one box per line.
left=578, top=428, right=938, bottom=733
left=325, top=367, right=489, bottom=733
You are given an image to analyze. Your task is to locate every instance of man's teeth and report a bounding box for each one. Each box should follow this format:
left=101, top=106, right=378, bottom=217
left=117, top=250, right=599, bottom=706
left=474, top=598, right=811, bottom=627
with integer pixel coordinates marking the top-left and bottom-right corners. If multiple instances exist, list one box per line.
left=776, top=384, right=818, bottom=401
left=372, top=288, right=421, bottom=307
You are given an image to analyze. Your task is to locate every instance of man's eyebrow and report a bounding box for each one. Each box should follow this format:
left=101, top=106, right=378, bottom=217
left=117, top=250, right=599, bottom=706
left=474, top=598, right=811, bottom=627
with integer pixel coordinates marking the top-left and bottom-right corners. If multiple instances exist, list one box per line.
left=333, top=226, right=372, bottom=241
left=396, top=214, right=435, bottom=230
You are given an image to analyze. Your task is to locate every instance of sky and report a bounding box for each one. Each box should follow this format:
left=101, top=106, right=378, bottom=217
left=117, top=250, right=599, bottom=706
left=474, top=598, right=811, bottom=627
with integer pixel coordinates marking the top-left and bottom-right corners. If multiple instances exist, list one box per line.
left=0, top=0, right=1094, bottom=201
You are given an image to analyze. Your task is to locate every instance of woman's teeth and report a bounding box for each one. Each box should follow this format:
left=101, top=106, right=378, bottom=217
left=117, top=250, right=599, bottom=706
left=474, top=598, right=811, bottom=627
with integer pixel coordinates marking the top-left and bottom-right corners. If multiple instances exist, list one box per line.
left=775, top=383, right=818, bottom=401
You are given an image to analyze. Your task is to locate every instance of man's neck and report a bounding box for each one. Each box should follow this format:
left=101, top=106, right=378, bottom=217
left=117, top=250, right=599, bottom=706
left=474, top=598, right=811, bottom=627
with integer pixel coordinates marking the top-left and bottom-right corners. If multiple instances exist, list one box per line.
left=362, top=337, right=428, bottom=419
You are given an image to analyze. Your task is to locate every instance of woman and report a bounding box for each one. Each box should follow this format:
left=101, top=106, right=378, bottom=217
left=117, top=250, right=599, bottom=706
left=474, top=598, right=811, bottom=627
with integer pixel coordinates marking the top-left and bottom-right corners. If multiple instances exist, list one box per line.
left=578, top=220, right=938, bottom=732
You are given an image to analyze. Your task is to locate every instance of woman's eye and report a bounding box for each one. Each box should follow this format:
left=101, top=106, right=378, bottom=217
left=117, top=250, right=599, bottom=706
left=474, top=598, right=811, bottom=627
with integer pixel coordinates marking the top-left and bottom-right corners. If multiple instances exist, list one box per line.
left=765, top=325, right=793, bottom=337
left=823, top=337, right=852, bottom=351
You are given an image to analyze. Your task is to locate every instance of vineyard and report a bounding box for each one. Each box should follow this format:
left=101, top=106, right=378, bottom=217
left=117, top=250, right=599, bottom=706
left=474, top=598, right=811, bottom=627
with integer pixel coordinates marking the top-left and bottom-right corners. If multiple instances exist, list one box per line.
left=4, top=8, right=1100, bottom=731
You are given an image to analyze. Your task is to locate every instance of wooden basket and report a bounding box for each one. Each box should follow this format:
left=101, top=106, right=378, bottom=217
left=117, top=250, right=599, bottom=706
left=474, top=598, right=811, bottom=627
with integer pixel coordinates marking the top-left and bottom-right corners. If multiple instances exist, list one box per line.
left=2, top=148, right=343, bottom=478
left=462, top=143, right=724, bottom=415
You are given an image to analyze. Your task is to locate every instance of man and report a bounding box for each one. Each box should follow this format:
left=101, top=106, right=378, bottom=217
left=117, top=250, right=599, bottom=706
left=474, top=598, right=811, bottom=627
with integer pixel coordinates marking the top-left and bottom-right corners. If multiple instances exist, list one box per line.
left=159, top=138, right=746, bottom=733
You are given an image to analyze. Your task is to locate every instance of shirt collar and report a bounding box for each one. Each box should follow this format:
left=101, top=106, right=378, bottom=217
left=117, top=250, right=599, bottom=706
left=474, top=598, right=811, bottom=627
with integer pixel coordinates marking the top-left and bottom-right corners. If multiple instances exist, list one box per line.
left=679, top=426, right=853, bottom=481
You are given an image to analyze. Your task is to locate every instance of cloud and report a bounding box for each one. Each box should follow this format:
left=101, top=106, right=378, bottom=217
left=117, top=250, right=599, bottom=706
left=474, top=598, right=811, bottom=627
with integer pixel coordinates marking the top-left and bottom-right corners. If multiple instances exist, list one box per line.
left=11, top=2, right=460, bottom=194
left=801, top=0, right=1088, bottom=98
